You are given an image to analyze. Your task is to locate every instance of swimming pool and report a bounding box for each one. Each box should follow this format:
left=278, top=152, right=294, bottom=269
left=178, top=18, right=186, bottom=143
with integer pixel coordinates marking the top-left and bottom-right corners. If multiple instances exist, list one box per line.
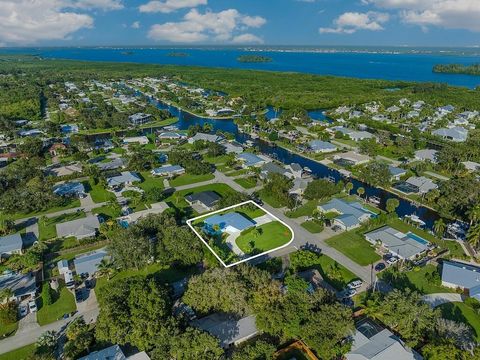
left=406, top=232, right=429, bottom=245
left=118, top=219, right=130, bottom=229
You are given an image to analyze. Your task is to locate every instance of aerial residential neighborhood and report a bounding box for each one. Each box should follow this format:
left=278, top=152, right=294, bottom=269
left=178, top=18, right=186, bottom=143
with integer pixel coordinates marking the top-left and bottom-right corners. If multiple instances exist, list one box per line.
left=1, top=1, right=480, bottom=359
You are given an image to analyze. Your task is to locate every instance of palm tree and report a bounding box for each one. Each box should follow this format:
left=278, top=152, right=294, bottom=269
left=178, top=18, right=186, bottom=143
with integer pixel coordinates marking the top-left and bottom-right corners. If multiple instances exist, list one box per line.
left=0, top=288, right=13, bottom=303
left=357, top=187, right=365, bottom=200
left=467, top=223, right=480, bottom=251
left=345, top=182, right=354, bottom=195
left=97, top=259, right=114, bottom=280
left=433, top=218, right=446, bottom=238
left=467, top=205, right=480, bottom=225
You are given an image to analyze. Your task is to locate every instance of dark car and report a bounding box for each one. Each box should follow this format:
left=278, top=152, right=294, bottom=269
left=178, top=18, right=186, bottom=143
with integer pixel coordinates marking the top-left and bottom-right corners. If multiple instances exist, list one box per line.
left=375, top=262, right=386, bottom=271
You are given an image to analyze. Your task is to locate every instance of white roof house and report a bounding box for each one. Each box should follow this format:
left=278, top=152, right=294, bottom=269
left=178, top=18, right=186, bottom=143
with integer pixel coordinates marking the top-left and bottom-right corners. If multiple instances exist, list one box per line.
left=405, top=176, right=438, bottom=194
left=107, top=172, right=141, bottom=188
left=441, top=261, right=480, bottom=301
left=333, top=151, right=371, bottom=166
left=462, top=161, right=480, bottom=173
left=123, top=136, right=149, bottom=145
left=56, top=215, right=101, bottom=240
left=318, top=198, right=373, bottom=230
left=414, top=149, right=437, bottom=163
left=308, top=140, right=337, bottom=153
left=188, top=133, right=223, bottom=144
left=432, top=127, right=468, bottom=142
left=151, top=165, right=185, bottom=177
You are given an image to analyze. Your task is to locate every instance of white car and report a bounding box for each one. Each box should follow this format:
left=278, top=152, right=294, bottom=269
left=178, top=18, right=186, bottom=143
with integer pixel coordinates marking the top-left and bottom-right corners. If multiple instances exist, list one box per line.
left=340, top=288, right=357, bottom=298
left=19, top=304, right=28, bottom=317
left=386, top=257, right=399, bottom=265
left=347, top=280, right=363, bottom=289
left=28, top=300, right=37, bottom=313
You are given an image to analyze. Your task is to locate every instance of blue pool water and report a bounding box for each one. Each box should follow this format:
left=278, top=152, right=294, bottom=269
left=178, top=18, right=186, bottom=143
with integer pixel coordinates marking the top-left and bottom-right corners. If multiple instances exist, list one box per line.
left=406, top=232, right=429, bottom=245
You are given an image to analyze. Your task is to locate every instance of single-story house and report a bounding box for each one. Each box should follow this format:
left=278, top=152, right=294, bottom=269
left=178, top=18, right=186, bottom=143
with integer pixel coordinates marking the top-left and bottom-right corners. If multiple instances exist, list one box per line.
left=0, top=233, right=23, bottom=259
left=60, top=124, right=79, bottom=134
left=120, top=202, right=170, bottom=225
left=0, top=271, right=37, bottom=303
left=107, top=171, right=141, bottom=188
left=123, top=136, right=149, bottom=145
left=192, top=313, right=258, bottom=348
left=19, top=129, right=43, bottom=137
left=78, top=344, right=150, bottom=360
left=203, top=212, right=255, bottom=235
left=333, top=151, right=371, bottom=166
left=57, top=260, right=69, bottom=275
left=289, top=178, right=313, bottom=196
left=441, top=261, right=480, bottom=301
left=237, top=152, right=268, bottom=168
left=185, top=191, right=221, bottom=210
left=222, top=141, right=244, bottom=154
left=96, top=158, right=126, bottom=171
left=94, top=139, right=114, bottom=151
left=405, top=176, right=438, bottom=194
left=365, top=226, right=430, bottom=260
left=53, top=182, right=86, bottom=198
left=308, top=140, right=337, bottom=154
left=432, top=127, right=468, bottom=142
left=332, top=127, right=376, bottom=142
left=56, top=215, right=101, bottom=240
left=188, top=133, right=223, bottom=144
left=158, top=132, right=186, bottom=140
left=414, top=149, right=437, bottom=163
left=151, top=164, right=185, bottom=177
left=260, top=162, right=294, bottom=180
left=346, top=318, right=423, bottom=360
left=318, top=198, right=373, bottom=230
left=388, top=166, right=407, bottom=180
left=47, top=163, right=83, bottom=177
left=74, top=248, right=109, bottom=278
left=462, top=161, right=480, bottom=173
left=128, top=113, right=152, bottom=125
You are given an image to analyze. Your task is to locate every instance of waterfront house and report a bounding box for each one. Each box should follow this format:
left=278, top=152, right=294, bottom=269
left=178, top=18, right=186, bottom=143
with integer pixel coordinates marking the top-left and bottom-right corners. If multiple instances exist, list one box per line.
left=441, top=261, right=480, bottom=301
left=260, top=162, right=294, bottom=180
left=128, top=113, right=152, bottom=125
left=56, top=215, right=101, bottom=240
left=123, top=136, right=149, bottom=145
left=192, top=313, right=258, bottom=348
left=432, top=126, right=468, bottom=142
left=106, top=171, right=141, bottom=188
left=222, top=141, right=244, bottom=154
left=288, top=163, right=303, bottom=179
left=364, top=226, right=430, bottom=260
left=188, top=132, right=223, bottom=144
left=388, top=166, right=407, bottom=180
left=158, top=132, right=186, bottom=140
left=0, top=233, right=23, bottom=259
left=405, top=176, right=438, bottom=194
left=185, top=191, right=221, bottom=211
left=318, top=198, right=373, bottom=230
left=53, top=181, right=86, bottom=198
left=151, top=164, right=185, bottom=178
left=346, top=317, right=422, bottom=360
left=308, top=140, right=337, bottom=153
left=0, top=272, right=36, bottom=303
left=333, top=151, right=371, bottom=166
left=237, top=152, right=268, bottom=168
left=74, top=248, right=109, bottom=278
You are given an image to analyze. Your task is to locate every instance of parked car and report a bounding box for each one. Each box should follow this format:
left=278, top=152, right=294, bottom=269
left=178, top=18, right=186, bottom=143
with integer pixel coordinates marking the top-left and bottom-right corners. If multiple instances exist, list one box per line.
left=347, top=280, right=363, bottom=289
left=386, top=256, right=399, bottom=265
left=340, top=288, right=357, bottom=298
left=19, top=304, right=28, bottom=317
left=28, top=300, right=37, bottom=312
left=374, top=262, right=386, bottom=271
left=332, top=225, right=342, bottom=232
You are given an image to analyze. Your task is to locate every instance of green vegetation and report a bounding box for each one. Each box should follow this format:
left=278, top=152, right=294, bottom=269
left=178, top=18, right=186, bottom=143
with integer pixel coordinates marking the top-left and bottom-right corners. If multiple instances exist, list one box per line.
left=439, top=302, right=480, bottom=341
left=433, top=63, right=480, bottom=76
left=169, top=173, right=215, bottom=187
left=0, top=321, right=18, bottom=338
left=286, top=200, right=318, bottom=218
left=38, top=211, right=86, bottom=241
left=301, top=220, right=324, bottom=233
left=237, top=55, right=273, bottom=63
left=87, top=180, right=116, bottom=203
left=0, top=344, right=36, bottom=360
left=236, top=221, right=292, bottom=253
left=137, top=171, right=165, bottom=191
left=325, top=230, right=381, bottom=266
left=37, top=286, right=76, bottom=326
left=234, top=177, right=258, bottom=189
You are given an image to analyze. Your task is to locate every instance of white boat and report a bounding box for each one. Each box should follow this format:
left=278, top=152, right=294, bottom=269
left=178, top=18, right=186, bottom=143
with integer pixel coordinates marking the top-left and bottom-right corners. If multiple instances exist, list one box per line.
left=368, top=196, right=381, bottom=205
left=404, top=214, right=426, bottom=227
left=245, top=140, right=254, bottom=147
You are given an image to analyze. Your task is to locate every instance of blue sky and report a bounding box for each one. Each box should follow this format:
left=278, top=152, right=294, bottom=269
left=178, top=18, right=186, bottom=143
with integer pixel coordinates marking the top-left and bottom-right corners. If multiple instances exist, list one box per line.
left=1, top=0, right=480, bottom=47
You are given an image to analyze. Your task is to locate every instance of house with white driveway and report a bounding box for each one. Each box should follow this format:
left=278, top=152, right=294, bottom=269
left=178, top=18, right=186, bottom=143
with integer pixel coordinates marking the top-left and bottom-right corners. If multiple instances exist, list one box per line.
left=441, top=260, right=480, bottom=301
left=318, top=198, right=373, bottom=230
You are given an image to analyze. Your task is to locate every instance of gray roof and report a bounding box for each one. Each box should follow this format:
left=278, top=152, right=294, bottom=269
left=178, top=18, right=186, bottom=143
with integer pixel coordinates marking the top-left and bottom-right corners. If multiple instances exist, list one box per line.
left=0, top=272, right=36, bottom=299
left=414, top=149, right=437, bottom=162
left=56, top=215, right=100, bottom=239
left=319, top=198, right=372, bottom=222
left=309, top=140, right=337, bottom=152
left=152, top=165, right=185, bottom=175
left=388, top=166, right=406, bottom=177
left=432, top=127, right=468, bottom=142
left=185, top=191, right=221, bottom=208
left=442, top=261, right=480, bottom=300
left=96, top=158, right=125, bottom=171
left=261, top=162, right=292, bottom=178
left=74, top=248, right=108, bottom=277
left=107, top=172, right=141, bottom=187
left=222, top=142, right=243, bottom=154
left=406, top=177, right=438, bottom=194
left=78, top=345, right=126, bottom=360
left=347, top=318, right=422, bottom=360
left=0, top=233, right=23, bottom=256
left=189, top=132, right=222, bottom=143
left=192, top=313, right=258, bottom=348
left=238, top=152, right=265, bottom=167
left=365, top=226, right=429, bottom=260
left=53, top=182, right=85, bottom=197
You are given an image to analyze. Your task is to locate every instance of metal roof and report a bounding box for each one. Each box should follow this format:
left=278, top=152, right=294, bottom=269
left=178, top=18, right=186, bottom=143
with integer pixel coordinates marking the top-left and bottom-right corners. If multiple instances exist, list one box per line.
left=78, top=345, right=126, bottom=360
left=204, top=212, right=255, bottom=233
left=0, top=233, right=23, bottom=255
left=74, top=248, right=108, bottom=277
left=185, top=191, right=221, bottom=208
left=53, top=182, right=85, bottom=197
left=442, top=261, right=480, bottom=300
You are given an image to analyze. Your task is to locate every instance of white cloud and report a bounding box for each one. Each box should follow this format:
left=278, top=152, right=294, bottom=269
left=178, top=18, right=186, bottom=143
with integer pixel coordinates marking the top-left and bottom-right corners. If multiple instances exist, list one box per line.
left=139, top=0, right=207, bottom=13
left=365, top=0, right=480, bottom=32
left=148, top=8, right=266, bottom=43
left=0, top=0, right=94, bottom=44
left=66, top=0, right=123, bottom=10
left=131, top=21, right=141, bottom=29
left=319, top=11, right=389, bottom=34
left=232, top=33, right=263, bottom=44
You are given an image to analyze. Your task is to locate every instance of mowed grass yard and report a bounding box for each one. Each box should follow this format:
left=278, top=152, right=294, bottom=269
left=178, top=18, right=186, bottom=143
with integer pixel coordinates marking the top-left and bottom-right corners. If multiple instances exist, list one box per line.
left=234, top=177, right=258, bottom=189
left=37, top=286, right=76, bottom=326
left=236, top=221, right=292, bottom=254
left=169, top=173, right=215, bottom=187
left=325, top=230, right=381, bottom=266
left=138, top=171, right=165, bottom=192
left=0, top=344, right=36, bottom=360
left=38, top=211, right=86, bottom=241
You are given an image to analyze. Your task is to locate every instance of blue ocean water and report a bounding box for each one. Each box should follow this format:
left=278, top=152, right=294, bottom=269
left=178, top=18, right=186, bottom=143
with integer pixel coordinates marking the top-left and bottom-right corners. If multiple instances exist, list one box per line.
left=5, top=47, right=480, bottom=88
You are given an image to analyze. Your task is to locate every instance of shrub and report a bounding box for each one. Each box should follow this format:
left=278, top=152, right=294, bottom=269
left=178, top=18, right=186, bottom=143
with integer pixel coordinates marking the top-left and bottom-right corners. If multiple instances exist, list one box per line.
left=42, top=283, right=53, bottom=306
left=0, top=302, right=17, bottom=325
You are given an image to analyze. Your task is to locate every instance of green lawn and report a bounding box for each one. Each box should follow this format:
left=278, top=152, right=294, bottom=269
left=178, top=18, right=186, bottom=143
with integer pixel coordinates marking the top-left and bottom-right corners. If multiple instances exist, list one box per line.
left=325, top=230, right=381, bottom=266
left=37, top=286, right=76, bottom=326
left=405, top=265, right=454, bottom=294
left=301, top=220, right=324, bottom=233
left=204, top=154, right=232, bottom=165
left=0, top=344, right=35, bottom=360
left=2, top=199, right=81, bottom=221
left=439, top=302, right=480, bottom=341
left=286, top=200, right=318, bottom=218
left=0, top=321, right=18, bottom=338
left=138, top=171, right=165, bottom=192
left=236, top=221, right=292, bottom=254
left=224, top=169, right=249, bottom=177
left=234, top=177, right=258, bottom=189
left=258, top=189, right=286, bottom=208
left=87, top=180, right=115, bottom=203
left=169, top=173, right=215, bottom=187
left=92, top=204, right=120, bottom=219
left=38, top=211, right=86, bottom=241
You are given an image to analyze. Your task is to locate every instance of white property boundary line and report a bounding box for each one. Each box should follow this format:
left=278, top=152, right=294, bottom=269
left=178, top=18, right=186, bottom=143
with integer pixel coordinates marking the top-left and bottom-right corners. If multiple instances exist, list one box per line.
left=186, top=200, right=295, bottom=268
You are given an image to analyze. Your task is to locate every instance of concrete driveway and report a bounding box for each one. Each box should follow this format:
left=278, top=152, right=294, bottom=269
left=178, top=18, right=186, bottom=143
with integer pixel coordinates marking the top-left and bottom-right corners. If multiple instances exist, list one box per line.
left=422, top=293, right=464, bottom=308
